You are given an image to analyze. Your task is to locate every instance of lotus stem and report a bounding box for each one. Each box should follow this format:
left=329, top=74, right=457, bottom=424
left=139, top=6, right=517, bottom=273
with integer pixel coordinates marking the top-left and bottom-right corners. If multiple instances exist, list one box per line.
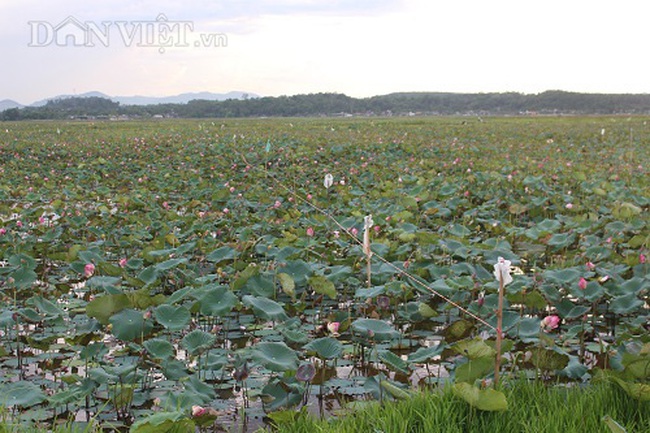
left=495, top=270, right=504, bottom=387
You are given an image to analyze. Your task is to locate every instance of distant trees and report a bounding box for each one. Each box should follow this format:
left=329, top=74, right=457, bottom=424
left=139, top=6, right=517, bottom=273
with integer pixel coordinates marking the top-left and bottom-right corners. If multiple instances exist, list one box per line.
left=0, top=108, right=20, bottom=121
left=2, top=91, right=650, bottom=120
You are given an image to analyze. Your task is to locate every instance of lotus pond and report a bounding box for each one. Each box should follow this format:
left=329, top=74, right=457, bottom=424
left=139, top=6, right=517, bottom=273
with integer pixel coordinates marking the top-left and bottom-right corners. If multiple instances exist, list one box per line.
left=0, top=116, right=647, bottom=432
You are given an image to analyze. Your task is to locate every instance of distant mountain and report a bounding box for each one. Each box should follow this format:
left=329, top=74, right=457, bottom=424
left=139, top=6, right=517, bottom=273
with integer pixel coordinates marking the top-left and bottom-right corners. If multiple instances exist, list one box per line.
left=28, top=91, right=257, bottom=107
left=114, top=91, right=257, bottom=105
left=30, top=92, right=111, bottom=107
left=0, top=99, right=25, bottom=110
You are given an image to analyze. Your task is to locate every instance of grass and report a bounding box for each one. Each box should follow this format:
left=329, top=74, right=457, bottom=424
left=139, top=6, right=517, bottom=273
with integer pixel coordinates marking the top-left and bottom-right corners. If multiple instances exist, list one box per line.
left=0, top=381, right=646, bottom=432
left=270, top=380, right=650, bottom=433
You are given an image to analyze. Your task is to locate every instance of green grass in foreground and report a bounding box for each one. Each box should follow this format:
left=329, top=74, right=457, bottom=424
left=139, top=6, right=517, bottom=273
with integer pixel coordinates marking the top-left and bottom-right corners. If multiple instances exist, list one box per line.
left=0, top=381, right=647, bottom=433
left=271, top=381, right=650, bottom=433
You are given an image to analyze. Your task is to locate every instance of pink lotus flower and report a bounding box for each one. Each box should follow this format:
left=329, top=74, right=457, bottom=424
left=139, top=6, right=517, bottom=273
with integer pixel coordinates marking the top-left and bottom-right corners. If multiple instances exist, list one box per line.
left=84, top=263, right=95, bottom=278
left=191, top=405, right=206, bottom=417
left=578, top=277, right=587, bottom=290
left=542, top=315, right=560, bottom=330
left=586, top=261, right=596, bottom=270
left=16, top=221, right=23, bottom=228
left=350, top=227, right=358, bottom=236
left=0, top=228, right=6, bottom=235
left=565, top=203, right=573, bottom=209
left=306, top=194, right=312, bottom=200
left=327, top=321, right=340, bottom=335
left=640, top=254, right=647, bottom=264
left=119, top=258, right=128, bottom=268
left=306, top=227, right=315, bottom=237
left=273, top=200, right=281, bottom=209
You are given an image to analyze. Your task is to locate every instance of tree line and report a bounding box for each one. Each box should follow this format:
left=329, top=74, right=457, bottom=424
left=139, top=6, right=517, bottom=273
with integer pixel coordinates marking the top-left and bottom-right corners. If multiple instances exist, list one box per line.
left=3, top=90, right=650, bottom=120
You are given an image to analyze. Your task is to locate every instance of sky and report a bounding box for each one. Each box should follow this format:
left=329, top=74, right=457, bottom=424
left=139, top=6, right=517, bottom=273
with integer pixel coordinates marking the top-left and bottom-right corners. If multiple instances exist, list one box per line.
left=1, top=0, right=649, bottom=105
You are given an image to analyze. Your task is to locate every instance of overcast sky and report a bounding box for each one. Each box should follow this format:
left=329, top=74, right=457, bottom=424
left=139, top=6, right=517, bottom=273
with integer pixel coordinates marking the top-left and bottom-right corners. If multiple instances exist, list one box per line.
left=1, top=0, right=648, bottom=105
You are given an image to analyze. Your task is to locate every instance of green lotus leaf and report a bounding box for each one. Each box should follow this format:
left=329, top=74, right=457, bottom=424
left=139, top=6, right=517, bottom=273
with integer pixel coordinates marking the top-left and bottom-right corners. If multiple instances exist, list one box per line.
left=252, top=342, right=299, bottom=372
left=87, top=294, right=132, bottom=325
left=143, top=338, right=175, bottom=360
left=181, top=330, right=216, bottom=356
left=0, top=381, right=46, bottom=408
left=247, top=274, right=275, bottom=297
left=407, top=344, right=445, bottom=363
left=130, top=411, right=195, bottom=433
left=455, top=356, right=494, bottom=383
left=86, top=276, right=122, bottom=294
left=242, top=295, right=288, bottom=322
left=453, top=382, right=508, bottom=411
left=452, top=338, right=496, bottom=359
left=9, top=267, right=37, bottom=290
left=206, top=246, right=238, bottom=263
left=198, top=286, right=238, bottom=317
left=609, top=293, right=644, bottom=315
left=277, top=272, right=295, bottom=297
left=378, top=350, right=410, bottom=375
left=155, top=257, right=188, bottom=272
left=154, top=304, right=191, bottom=331
left=309, top=275, right=337, bottom=299
left=304, top=337, right=343, bottom=360
left=351, top=318, right=399, bottom=341
left=109, top=308, right=153, bottom=341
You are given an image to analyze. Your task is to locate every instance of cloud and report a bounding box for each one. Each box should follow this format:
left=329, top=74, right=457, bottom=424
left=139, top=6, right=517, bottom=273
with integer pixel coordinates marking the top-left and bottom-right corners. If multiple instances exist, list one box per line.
left=2, top=0, right=650, bottom=104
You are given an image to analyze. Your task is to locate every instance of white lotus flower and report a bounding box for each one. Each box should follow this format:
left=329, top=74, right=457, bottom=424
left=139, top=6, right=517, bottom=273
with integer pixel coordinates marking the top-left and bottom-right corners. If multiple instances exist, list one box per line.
left=363, top=215, right=373, bottom=256
left=493, top=256, right=513, bottom=286
left=324, top=173, right=334, bottom=189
